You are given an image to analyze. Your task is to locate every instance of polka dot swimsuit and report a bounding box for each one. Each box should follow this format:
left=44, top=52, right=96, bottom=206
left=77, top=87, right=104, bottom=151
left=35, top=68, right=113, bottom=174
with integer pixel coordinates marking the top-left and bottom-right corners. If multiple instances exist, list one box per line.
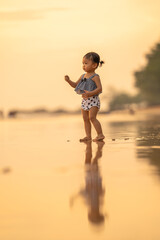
left=81, top=96, right=100, bottom=111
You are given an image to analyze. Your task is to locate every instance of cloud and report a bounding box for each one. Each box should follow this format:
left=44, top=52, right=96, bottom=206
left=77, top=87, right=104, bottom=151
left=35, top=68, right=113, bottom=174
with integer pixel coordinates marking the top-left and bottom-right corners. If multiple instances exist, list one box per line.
left=0, top=7, right=68, bottom=21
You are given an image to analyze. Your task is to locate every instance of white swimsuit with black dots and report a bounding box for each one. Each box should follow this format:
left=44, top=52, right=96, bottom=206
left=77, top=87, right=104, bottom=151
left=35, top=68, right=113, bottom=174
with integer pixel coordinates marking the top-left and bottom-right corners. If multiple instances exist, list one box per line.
left=81, top=96, right=100, bottom=111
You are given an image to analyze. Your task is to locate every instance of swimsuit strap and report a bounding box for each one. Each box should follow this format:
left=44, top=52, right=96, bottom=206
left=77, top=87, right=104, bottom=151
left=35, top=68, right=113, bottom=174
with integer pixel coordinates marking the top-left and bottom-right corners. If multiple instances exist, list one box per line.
left=81, top=74, right=86, bottom=79
left=83, top=73, right=99, bottom=80
left=89, top=73, right=99, bottom=79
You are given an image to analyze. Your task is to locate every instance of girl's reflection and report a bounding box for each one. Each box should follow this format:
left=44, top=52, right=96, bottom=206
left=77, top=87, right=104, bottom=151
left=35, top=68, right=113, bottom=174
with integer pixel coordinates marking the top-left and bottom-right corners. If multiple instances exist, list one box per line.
left=70, top=141, right=106, bottom=225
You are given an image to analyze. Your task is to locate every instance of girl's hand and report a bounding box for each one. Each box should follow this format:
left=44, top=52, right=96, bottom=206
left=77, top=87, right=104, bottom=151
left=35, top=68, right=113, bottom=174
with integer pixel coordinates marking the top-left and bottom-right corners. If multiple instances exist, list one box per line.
left=82, top=90, right=90, bottom=99
left=64, top=75, right=70, bottom=82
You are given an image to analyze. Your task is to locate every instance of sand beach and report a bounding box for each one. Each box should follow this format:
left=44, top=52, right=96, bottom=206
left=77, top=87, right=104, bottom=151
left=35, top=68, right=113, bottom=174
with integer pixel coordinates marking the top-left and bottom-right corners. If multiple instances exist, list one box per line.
left=0, top=113, right=160, bottom=240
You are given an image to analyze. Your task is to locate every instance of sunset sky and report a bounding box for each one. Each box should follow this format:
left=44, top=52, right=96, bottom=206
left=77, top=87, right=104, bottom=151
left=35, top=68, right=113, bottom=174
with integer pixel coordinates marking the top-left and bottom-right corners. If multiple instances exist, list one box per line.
left=1, top=0, right=160, bottom=112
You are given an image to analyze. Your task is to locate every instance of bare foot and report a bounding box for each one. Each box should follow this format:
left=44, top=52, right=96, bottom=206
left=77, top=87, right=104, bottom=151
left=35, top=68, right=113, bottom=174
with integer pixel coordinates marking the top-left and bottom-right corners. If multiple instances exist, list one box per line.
left=79, top=137, right=92, bottom=142
left=93, top=134, right=105, bottom=142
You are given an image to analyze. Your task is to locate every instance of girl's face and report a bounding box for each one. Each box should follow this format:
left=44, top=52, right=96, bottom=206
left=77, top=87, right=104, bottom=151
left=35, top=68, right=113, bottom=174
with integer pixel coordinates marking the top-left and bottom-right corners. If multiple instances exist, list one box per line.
left=82, top=57, right=97, bottom=72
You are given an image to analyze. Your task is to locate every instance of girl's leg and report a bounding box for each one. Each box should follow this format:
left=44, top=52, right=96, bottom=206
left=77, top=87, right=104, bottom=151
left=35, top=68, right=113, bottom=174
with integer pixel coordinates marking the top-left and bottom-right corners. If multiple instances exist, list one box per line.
left=89, top=107, right=105, bottom=141
left=80, top=109, right=92, bottom=141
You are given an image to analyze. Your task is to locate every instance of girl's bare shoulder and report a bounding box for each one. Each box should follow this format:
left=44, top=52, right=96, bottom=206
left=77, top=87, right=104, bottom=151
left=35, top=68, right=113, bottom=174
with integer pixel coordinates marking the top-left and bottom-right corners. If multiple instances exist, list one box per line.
left=92, top=74, right=101, bottom=82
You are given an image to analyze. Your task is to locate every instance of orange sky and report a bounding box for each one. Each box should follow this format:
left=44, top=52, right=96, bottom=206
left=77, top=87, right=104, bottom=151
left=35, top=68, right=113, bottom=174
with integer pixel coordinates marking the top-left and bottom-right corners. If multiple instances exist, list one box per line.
left=1, top=0, right=160, bottom=111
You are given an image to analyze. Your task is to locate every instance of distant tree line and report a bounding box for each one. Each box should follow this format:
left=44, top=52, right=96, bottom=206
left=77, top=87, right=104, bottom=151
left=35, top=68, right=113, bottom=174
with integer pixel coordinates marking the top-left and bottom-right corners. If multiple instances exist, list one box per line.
left=108, top=92, right=142, bottom=111
left=108, top=41, right=160, bottom=111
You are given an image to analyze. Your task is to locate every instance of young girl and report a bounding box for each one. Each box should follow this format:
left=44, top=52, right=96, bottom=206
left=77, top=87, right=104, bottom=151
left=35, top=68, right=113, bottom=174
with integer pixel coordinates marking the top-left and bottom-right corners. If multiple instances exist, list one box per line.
left=65, top=52, right=105, bottom=142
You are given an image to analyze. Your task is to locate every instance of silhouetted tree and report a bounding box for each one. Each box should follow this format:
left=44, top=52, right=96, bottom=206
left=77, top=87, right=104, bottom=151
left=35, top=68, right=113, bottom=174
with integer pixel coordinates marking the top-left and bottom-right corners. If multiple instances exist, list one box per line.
left=134, top=41, right=160, bottom=105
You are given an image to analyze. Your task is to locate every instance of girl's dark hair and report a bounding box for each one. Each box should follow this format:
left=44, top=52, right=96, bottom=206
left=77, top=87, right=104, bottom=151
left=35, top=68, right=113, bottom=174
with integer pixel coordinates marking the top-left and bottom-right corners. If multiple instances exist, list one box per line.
left=84, top=52, right=105, bottom=67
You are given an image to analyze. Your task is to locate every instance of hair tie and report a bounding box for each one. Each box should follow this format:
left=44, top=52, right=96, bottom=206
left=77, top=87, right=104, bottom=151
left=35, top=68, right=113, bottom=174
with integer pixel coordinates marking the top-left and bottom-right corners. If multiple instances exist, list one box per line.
left=99, top=60, right=105, bottom=67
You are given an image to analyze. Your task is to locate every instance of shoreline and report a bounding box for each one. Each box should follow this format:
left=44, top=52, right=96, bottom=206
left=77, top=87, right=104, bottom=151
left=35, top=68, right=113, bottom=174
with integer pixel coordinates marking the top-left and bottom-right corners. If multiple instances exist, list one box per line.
left=1, top=105, right=160, bottom=120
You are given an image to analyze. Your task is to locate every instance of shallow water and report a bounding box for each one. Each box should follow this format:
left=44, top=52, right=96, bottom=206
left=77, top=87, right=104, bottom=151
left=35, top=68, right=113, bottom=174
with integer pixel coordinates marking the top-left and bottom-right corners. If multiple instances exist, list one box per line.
left=0, top=114, right=160, bottom=240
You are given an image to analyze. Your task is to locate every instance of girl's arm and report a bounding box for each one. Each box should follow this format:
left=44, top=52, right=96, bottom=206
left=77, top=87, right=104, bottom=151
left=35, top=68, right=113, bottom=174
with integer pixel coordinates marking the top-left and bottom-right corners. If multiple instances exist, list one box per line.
left=64, top=75, right=83, bottom=88
left=82, top=76, right=102, bottom=98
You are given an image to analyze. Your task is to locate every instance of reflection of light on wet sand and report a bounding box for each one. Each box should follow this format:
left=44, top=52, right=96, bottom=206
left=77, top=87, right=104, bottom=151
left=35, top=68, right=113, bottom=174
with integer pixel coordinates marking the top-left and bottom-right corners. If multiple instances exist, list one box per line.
left=0, top=116, right=160, bottom=240
left=136, top=146, right=160, bottom=149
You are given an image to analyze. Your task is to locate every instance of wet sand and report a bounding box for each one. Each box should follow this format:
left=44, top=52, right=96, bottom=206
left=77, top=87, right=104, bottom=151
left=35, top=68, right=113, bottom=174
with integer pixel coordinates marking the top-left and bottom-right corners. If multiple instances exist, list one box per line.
left=0, top=114, right=160, bottom=240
